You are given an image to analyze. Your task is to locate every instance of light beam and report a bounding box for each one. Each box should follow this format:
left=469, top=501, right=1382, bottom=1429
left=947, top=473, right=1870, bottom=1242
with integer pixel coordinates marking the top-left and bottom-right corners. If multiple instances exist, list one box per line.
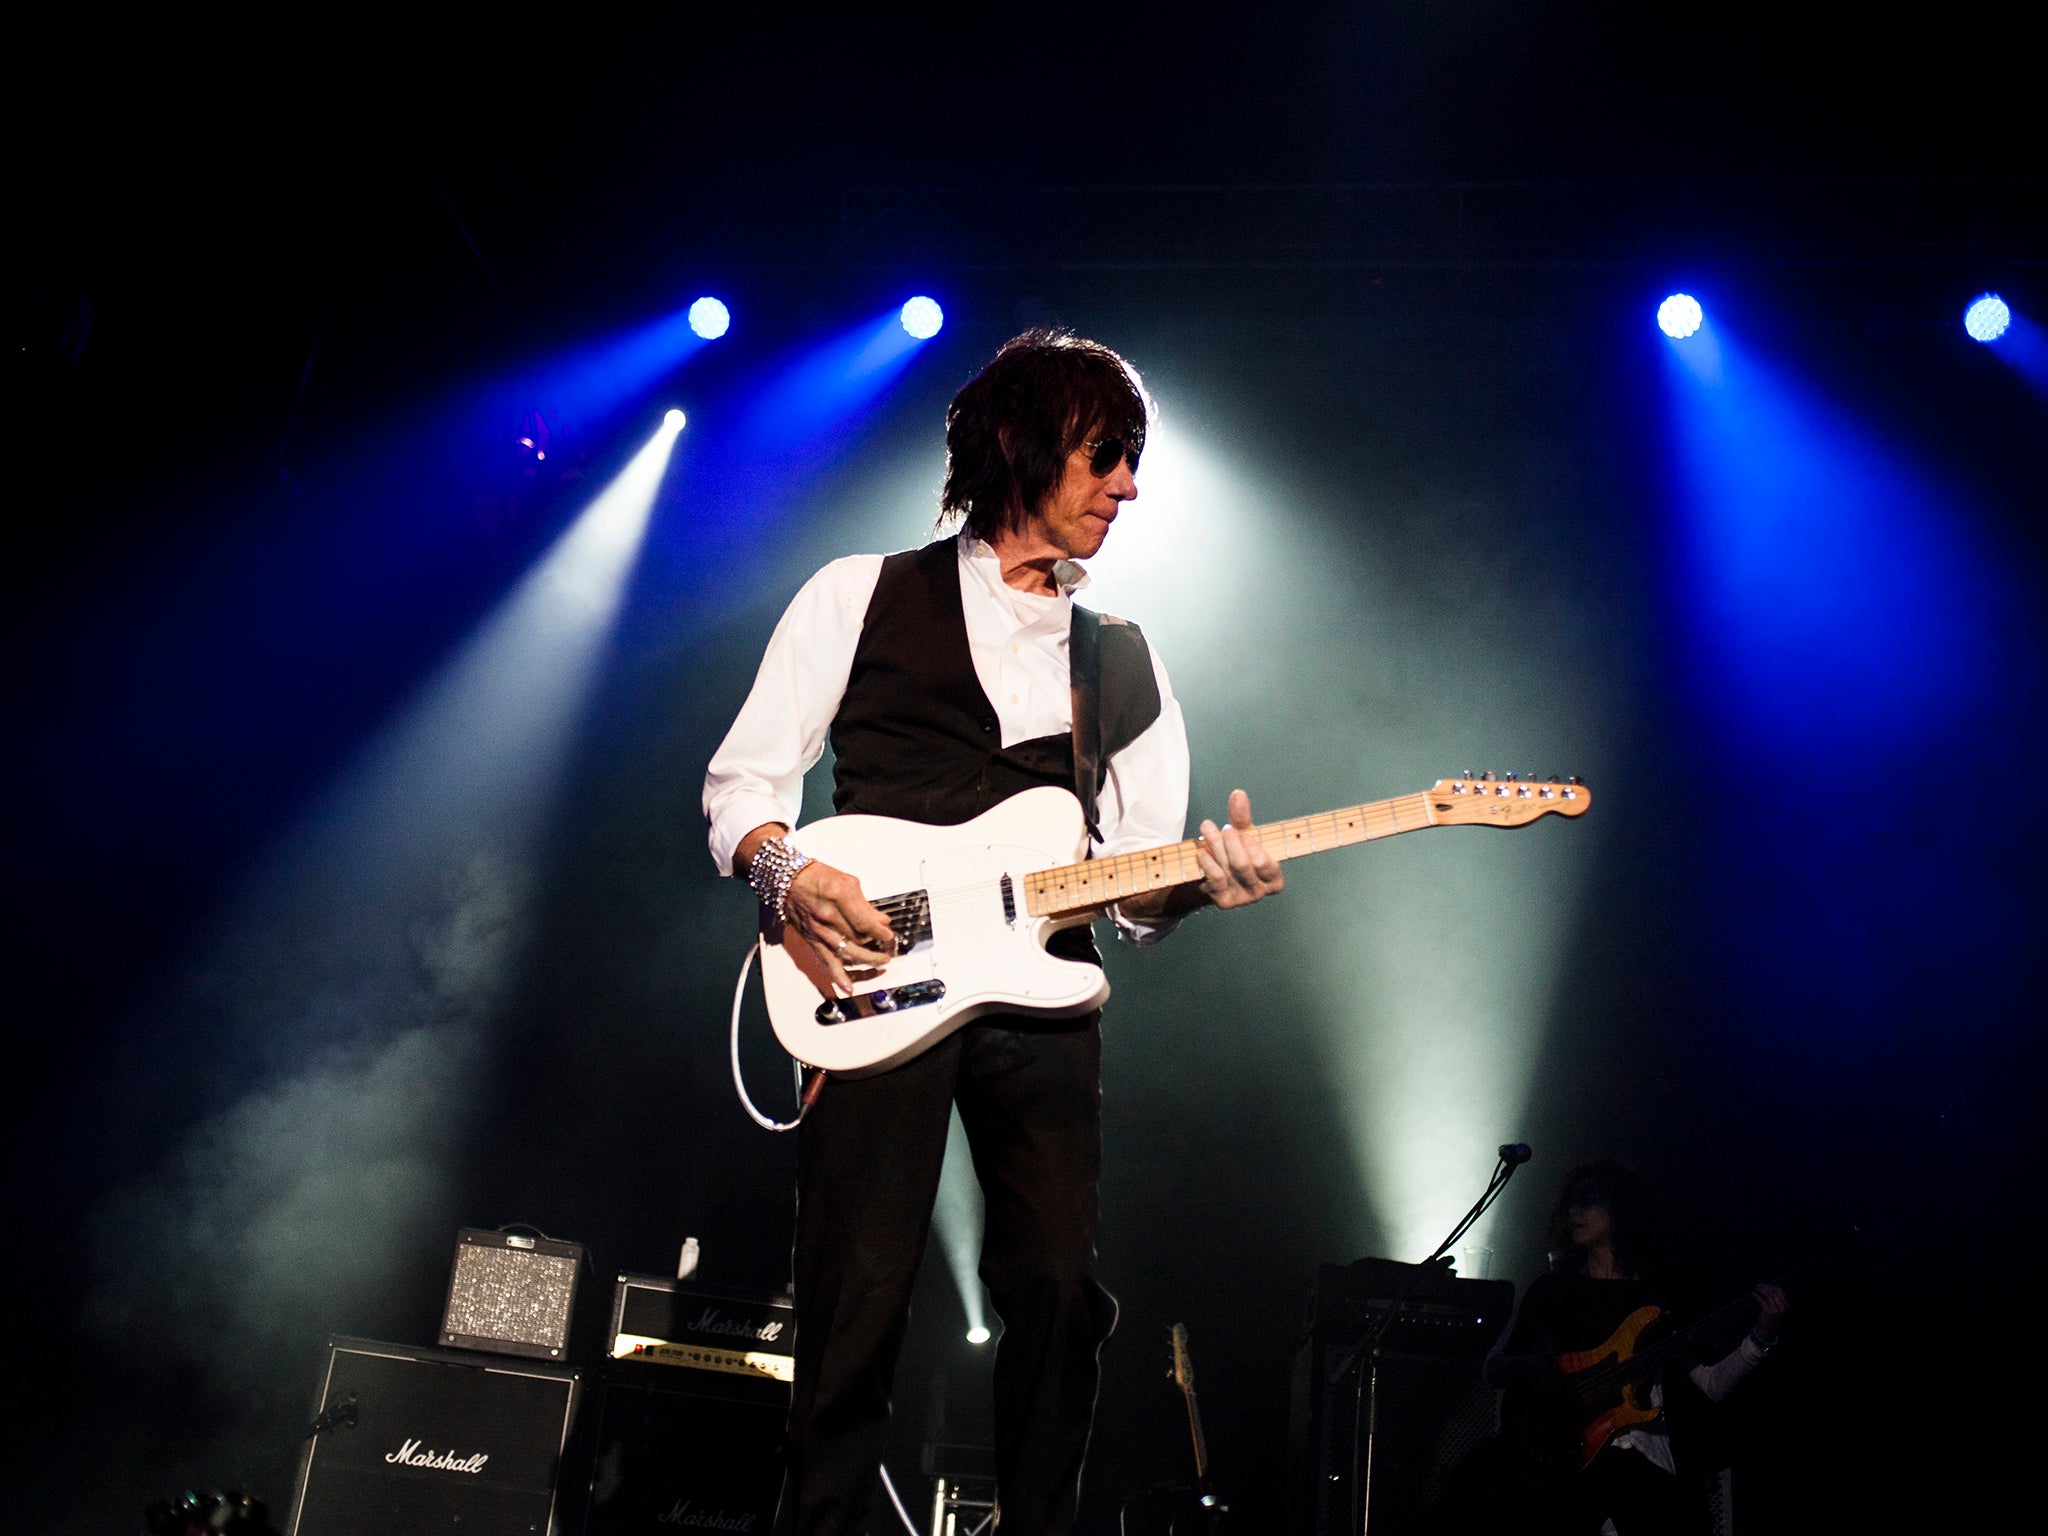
left=932, top=1107, right=991, bottom=1345
left=82, top=414, right=684, bottom=1469
left=1090, top=413, right=1603, bottom=1265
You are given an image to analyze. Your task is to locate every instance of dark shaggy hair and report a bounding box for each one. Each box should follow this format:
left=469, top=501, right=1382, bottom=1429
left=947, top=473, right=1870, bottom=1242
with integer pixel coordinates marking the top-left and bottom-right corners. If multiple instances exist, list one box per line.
left=1546, top=1157, right=1671, bottom=1281
left=939, top=329, right=1152, bottom=541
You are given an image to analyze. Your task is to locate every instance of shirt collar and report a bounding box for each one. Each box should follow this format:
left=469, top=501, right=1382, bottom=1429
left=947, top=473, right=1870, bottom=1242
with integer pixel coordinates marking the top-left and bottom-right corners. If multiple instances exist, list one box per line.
left=959, top=530, right=1091, bottom=597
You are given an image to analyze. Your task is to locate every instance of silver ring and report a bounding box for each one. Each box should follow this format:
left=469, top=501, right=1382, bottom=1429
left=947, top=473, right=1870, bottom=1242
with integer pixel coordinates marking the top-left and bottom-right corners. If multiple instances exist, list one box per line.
left=836, top=938, right=850, bottom=956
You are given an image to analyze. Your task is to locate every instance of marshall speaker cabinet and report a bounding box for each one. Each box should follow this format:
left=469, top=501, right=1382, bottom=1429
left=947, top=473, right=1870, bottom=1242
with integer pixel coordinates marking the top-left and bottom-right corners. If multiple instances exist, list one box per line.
left=285, top=1337, right=580, bottom=1536
left=580, top=1275, right=792, bottom=1532
left=1290, top=1259, right=1514, bottom=1536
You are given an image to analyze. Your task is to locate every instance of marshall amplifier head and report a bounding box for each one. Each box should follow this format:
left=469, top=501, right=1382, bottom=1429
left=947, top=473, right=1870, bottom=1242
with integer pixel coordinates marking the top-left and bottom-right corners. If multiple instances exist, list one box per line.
left=286, top=1337, right=580, bottom=1536
left=440, top=1228, right=583, bottom=1360
left=608, top=1275, right=794, bottom=1400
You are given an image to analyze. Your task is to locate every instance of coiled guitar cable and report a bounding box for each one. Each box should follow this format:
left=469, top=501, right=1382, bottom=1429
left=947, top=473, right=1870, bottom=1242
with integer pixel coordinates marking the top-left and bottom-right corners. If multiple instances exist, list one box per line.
left=729, top=941, right=818, bottom=1131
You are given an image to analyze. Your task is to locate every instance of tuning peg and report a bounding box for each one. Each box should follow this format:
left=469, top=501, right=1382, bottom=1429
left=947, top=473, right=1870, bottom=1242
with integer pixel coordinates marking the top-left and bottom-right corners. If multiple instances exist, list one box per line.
left=1504, top=771, right=1518, bottom=782
left=1481, top=770, right=1495, bottom=782
left=1462, top=768, right=1473, bottom=780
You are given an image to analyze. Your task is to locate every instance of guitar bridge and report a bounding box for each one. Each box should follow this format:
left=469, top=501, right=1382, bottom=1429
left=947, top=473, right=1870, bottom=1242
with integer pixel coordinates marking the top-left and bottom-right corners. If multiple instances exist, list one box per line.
left=815, top=979, right=946, bottom=1026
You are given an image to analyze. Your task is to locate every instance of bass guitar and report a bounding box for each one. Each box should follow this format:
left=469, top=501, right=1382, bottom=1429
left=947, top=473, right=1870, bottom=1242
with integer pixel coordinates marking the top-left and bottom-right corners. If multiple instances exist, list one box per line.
left=759, top=772, right=1589, bottom=1075
left=1553, top=1288, right=1767, bottom=1470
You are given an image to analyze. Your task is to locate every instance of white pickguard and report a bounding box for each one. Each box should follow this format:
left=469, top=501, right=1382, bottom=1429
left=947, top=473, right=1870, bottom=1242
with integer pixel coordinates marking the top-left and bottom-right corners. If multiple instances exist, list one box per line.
left=758, top=786, right=1112, bottom=1076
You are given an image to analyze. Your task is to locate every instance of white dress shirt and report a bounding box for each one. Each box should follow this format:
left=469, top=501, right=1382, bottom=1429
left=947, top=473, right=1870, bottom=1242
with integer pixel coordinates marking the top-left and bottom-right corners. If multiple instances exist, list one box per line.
left=703, top=533, right=1191, bottom=942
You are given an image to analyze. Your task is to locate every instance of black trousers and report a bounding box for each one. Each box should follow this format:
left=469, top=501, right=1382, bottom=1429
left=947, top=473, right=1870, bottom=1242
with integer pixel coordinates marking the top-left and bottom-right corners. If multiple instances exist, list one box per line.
left=1433, top=1434, right=1712, bottom=1536
left=1502, top=1444, right=1711, bottom=1536
left=777, top=1014, right=1119, bottom=1536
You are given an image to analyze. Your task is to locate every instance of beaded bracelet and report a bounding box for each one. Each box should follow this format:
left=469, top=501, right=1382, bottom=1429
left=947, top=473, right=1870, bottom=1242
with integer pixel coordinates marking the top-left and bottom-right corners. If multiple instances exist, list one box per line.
left=746, top=836, right=813, bottom=923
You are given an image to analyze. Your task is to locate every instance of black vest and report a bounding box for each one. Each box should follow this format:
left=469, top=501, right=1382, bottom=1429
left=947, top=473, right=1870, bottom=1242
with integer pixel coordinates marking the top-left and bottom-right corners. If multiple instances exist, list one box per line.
left=829, top=539, right=1163, bottom=967
left=831, top=540, right=1076, bottom=825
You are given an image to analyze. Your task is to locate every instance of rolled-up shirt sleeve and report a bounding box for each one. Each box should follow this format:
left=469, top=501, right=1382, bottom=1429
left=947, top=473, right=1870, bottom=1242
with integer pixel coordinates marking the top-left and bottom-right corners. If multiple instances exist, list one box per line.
left=702, top=555, right=883, bottom=876
left=1688, top=1331, right=1773, bottom=1403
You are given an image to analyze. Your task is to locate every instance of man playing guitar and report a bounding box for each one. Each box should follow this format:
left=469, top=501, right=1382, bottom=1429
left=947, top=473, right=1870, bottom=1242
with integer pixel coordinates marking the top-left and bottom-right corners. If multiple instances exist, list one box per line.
left=703, top=330, right=1283, bottom=1535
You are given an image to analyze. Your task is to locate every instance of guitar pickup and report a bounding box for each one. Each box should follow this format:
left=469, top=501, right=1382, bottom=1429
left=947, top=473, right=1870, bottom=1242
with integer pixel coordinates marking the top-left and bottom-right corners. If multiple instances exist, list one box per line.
left=875, top=890, right=933, bottom=952
left=815, top=979, right=947, bottom=1026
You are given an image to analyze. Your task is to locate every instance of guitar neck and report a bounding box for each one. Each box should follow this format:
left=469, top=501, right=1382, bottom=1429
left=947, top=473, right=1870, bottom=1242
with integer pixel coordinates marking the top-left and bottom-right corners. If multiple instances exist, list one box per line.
left=1590, top=1293, right=1761, bottom=1395
left=1184, top=1387, right=1210, bottom=1482
left=1658, top=1294, right=1761, bottom=1367
left=1024, top=791, right=1439, bottom=917
left=1171, top=1323, right=1213, bottom=1487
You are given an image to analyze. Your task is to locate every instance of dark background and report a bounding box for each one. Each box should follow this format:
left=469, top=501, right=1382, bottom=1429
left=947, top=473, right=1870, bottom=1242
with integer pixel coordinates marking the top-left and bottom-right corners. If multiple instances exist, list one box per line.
left=11, top=5, right=2043, bottom=1531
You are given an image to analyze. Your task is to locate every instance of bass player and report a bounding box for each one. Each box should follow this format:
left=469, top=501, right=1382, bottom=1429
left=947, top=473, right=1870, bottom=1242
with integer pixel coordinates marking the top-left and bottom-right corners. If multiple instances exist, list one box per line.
left=1484, top=1158, right=1790, bottom=1535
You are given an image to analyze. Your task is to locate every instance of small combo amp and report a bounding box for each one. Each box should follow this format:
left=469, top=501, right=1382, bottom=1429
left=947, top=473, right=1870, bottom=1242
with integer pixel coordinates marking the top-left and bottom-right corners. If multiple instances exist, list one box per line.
left=285, top=1336, right=581, bottom=1536
left=579, top=1274, right=793, bottom=1532
left=1290, top=1257, right=1514, bottom=1536
left=439, top=1227, right=584, bottom=1361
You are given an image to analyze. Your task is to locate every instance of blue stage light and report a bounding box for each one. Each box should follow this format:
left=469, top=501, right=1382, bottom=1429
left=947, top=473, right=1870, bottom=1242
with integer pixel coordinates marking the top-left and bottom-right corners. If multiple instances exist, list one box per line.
left=1963, top=293, right=2011, bottom=344
left=1658, top=294, right=1705, bottom=340
left=688, top=297, right=731, bottom=340
left=900, top=296, right=945, bottom=340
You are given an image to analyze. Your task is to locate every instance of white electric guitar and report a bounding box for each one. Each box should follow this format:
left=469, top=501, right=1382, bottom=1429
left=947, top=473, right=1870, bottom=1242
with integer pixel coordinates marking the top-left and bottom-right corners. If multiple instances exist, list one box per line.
left=760, top=773, right=1590, bottom=1076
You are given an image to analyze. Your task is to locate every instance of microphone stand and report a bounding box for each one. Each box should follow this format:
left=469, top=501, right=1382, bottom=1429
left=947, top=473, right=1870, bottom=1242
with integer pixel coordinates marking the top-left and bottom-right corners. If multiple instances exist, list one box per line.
left=1331, top=1147, right=1529, bottom=1536
left=241, top=1393, right=358, bottom=1487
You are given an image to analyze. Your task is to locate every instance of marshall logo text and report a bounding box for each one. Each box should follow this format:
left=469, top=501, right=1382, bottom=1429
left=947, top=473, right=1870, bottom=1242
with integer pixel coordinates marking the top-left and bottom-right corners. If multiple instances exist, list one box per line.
left=385, top=1438, right=490, bottom=1474
left=659, top=1500, right=759, bottom=1531
left=689, top=1307, right=786, bottom=1344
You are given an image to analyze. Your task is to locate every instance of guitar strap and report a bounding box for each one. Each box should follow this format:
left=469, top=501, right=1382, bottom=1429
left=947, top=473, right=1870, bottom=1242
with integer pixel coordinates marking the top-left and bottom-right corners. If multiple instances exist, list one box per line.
left=1068, top=604, right=1162, bottom=844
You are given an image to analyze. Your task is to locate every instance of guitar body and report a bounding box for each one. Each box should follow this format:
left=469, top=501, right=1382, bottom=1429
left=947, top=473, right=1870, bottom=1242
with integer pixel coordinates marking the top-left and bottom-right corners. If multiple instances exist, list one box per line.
left=1557, top=1304, right=1666, bottom=1469
left=760, top=786, right=1110, bottom=1076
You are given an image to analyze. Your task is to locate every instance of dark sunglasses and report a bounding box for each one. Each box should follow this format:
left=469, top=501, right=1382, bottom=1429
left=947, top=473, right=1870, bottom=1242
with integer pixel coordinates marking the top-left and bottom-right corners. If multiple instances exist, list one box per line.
left=1081, top=434, right=1142, bottom=476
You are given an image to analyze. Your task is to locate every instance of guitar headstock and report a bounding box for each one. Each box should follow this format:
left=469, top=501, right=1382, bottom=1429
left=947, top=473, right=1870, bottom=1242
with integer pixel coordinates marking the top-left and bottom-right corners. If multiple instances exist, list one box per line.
left=1170, top=1322, right=1195, bottom=1394
left=1428, top=772, right=1592, bottom=827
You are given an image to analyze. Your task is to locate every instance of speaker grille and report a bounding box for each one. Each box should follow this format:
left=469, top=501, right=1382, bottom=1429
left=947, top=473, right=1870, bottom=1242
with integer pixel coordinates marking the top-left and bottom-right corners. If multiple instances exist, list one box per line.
left=582, top=1375, right=785, bottom=1533
left=287, top=1337, right=579, bottom=1536
left=440, top=1229, right=582, bottom=1359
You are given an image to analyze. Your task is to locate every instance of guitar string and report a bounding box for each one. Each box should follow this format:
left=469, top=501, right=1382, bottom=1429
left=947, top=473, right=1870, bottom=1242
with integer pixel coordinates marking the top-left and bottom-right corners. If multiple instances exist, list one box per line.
left=870, top=841, right=1311, bottom=929
left=836, top=789, right=1562, bottom=931
left=896, top=829, right=1299, bottom=919
left=867, top=831, right=1279, bottom=923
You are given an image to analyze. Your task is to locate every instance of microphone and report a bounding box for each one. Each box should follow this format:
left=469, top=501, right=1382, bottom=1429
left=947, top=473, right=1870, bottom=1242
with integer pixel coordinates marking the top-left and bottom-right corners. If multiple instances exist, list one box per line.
left=1498, top=1143, right=1533, bottom=1166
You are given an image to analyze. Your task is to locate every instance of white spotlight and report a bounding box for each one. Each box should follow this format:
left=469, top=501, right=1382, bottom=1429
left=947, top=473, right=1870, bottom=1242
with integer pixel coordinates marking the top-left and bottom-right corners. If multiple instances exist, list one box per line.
left=899, top=296, right=945, bottom=340
left=664, top=408, right=687, bottom=431
left=1964, top=293, right=2011, bottom=344
left=688, top=297, right=731, bottom=340
left=966, top=1325, right=992, bottom=1345
left=1658, top=293, right=1705, bottom=339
